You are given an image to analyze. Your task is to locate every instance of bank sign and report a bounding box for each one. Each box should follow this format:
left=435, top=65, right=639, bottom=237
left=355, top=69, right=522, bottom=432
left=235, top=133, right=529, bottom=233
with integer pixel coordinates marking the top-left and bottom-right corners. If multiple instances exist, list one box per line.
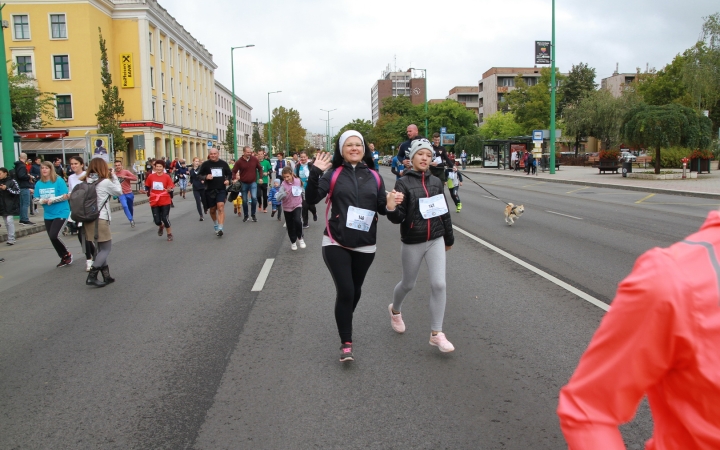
left=121, top=53, right=134, bottom=88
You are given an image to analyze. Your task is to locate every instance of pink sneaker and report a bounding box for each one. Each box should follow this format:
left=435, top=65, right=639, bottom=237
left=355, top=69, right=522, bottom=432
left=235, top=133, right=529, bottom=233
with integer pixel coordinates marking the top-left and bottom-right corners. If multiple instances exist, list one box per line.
left=388, top=304, right=405, bottom=333
left=429, top=332, right=455, bottom=352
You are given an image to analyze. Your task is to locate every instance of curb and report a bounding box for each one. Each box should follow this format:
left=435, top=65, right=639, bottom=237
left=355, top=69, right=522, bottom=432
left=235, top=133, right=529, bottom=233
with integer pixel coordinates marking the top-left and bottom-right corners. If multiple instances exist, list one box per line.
left=1, top=197, right=151, bottom=243
left=462, top=169, right=720, bottom=200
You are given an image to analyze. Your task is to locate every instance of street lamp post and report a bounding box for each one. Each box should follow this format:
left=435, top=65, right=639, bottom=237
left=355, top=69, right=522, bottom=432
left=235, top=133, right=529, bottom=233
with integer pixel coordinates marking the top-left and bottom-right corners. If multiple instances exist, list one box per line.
left=549, top=0, right=557, bottom=174
left=267, top=90, right=282, bottom=154
left=320, top=108, right=337, bottom=152
left=230, top=44, right=255, bottom=159
left=285, top=116, right=290, bottom=153
left=410, top=68, right=428, bottom=137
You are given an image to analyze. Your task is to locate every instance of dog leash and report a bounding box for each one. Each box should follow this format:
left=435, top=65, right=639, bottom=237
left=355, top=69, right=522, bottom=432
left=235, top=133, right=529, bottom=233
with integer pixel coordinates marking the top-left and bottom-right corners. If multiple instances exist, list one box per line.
left=459, top=171, right=515, bottom=208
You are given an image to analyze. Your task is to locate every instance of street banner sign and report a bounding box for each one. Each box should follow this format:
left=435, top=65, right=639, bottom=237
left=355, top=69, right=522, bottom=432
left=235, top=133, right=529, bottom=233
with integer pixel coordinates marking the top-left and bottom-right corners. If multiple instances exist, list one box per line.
left=440, top=127, right=447, bottom=134
left=535, top=41, right=551, bottom=65
left=440, top=134, right=455, bottom=145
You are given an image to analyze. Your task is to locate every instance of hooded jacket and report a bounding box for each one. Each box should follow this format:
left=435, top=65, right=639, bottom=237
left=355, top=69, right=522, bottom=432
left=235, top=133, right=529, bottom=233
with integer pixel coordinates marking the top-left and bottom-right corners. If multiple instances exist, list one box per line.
left=14, top=161, right=32, bottom=189
left=0, top=177, right=20, bottom=216
left=387, top=169, right=454, bottom=246
left=305, top=161, right=387, bottom=249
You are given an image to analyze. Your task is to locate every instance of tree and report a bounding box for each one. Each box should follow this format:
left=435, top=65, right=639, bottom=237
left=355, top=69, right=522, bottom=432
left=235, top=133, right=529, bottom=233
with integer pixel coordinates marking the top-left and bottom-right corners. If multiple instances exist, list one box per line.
left=223, top=122, right=236, bottom=155
left=269, top=106, right=306, bottom=155
left=96, top=28, right=126, bottom=154
left=379, top=95, right=420, bottom=120
left=8, top=66, right=55, bottom=130
left=454, top=135, right=484, bottom=158
left=478, top=111, right=524, bottom=140
left=623, top=103, right=713, bottom=174
left=504, top=68, right=566, bottom=134
left=333, top=119, right=375, bottom=149
left=252, top=123, right=262, bottom=153
left=426, top=100, right=479, bottom=139
left=558, top=62, right=597, bottom=116
left=373, top=113, right=406, bottom=154
left=636, top=55, right=692, bottom=107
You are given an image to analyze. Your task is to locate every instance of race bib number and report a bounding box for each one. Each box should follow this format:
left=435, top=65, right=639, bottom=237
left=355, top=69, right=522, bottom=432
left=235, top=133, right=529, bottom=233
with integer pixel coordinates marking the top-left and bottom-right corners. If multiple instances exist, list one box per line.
left=419, top=194, right=448, bottom=219
left=211, top=168, right=223, bottom=177
left=39, top=187, right=56, bottom=199
left=291, top=186, right=303, bottom=197
left=152, top=181, right=164, bottom=190
left=346, top=206, right=375, bottom=232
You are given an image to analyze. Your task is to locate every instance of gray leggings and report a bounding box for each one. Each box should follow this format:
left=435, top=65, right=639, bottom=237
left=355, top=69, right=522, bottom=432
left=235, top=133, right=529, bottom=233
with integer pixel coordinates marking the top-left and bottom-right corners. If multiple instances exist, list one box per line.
left=93, top=241, right=112, bottom=268
left=392, top=237, right=447, bottom=331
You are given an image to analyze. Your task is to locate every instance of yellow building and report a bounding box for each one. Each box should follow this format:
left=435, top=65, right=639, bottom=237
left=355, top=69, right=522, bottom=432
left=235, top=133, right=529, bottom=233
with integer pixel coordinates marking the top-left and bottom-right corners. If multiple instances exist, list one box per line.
left=3, top=0, right=217, bottom=165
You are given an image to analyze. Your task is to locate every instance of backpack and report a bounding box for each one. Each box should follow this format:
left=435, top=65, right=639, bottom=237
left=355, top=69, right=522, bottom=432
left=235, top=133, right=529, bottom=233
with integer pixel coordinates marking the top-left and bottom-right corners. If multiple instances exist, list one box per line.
left=325, top=166, right=382, bottom=243
left=69, top=182, right=108, bottom=222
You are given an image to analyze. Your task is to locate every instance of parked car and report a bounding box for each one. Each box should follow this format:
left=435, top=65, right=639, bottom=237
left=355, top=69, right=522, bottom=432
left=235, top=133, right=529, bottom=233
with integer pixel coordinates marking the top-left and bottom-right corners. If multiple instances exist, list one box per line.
left=619, top=151, right=637, bottom=162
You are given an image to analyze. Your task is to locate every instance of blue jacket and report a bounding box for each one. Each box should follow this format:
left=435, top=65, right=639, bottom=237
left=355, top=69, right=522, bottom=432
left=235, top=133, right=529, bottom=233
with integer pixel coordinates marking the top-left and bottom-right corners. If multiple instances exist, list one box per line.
left=268, top=186, right=281, bottom=206
left=391, top=156, right=403, bottom=179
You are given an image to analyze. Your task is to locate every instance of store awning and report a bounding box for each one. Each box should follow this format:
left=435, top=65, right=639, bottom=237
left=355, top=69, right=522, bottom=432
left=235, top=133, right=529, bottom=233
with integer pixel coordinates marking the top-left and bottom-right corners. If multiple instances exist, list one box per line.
left=21, top=139, right=87, bottom=155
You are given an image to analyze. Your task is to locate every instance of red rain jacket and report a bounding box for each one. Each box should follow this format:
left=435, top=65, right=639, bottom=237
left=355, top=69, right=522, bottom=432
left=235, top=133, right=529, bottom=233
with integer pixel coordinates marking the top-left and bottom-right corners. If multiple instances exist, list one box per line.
left=558, top=210, right=720, bottom=450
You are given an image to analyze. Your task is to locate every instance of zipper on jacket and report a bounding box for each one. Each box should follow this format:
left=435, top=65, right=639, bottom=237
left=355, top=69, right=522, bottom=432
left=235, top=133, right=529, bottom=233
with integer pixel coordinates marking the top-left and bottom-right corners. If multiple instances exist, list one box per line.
left=421, top=171, right=430, bottom=241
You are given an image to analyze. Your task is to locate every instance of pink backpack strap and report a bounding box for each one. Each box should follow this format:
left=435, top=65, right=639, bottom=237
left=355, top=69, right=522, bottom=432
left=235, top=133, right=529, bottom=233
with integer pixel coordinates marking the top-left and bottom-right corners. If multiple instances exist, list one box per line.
left=325, top=167, right=343, bottom=243
left=368, top=168, right=382, bottom=191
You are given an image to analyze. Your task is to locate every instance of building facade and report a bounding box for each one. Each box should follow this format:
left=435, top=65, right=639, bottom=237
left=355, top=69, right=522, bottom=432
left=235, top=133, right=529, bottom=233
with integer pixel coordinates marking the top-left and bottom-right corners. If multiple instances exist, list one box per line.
left=370, top=66, right=426, bottom=125
left=446, top=86, right=480, bottom=123
left=601, top=72, right=637, bottom=98
left=214, top=80, right=252, bottom=158
left=305, top=132, right=326, bottom=151
left=3, top=0, right=217, bottom=166
left=478, top=67, right=547, bottom=124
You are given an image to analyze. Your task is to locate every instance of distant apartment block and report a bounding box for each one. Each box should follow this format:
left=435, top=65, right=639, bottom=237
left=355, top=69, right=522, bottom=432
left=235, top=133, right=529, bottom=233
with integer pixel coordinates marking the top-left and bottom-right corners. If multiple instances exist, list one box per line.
left=478, top=67, right=549, bottom=124
left=306, top=132, right=326, bottom=150
left=446, top=86, right=480, bottom=123
left=601, top=71, right=637, bottom=98
left=371, top=65, right=426, bottom=125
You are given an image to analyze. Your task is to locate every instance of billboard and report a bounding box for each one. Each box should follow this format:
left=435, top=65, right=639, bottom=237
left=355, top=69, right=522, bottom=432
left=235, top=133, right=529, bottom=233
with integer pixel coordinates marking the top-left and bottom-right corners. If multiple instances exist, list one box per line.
left=440, top=133, right=455, bottom=146
left=535, top=41, right=551, bottom=65
left=120, top=53, right=134, bottom=88
left=87, top=134, right=112, bottom=163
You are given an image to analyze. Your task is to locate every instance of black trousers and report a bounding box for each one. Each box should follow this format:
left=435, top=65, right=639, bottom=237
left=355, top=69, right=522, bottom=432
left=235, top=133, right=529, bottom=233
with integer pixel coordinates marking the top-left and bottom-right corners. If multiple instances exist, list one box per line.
left=301, top=199, right=317, bottom=226
left=151, top=205, right=171, bottom=228
left=45, top=218, right=69, bottom=258
left=193, top=189, right=207, bottom=217
left=322, top=245, right=375, bottom=343
left=257, top=183, right=268, bottom=210
left=77, top=224, right=96, bottom=259
left=283, top=207, right=303, bottom=243
left=449, top=187, right=461, bottom=206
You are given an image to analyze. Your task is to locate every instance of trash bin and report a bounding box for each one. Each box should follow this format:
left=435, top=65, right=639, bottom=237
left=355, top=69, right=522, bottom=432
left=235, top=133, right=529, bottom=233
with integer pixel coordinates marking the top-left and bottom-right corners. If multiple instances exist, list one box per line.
left=622, top=158, right=633, bottom=177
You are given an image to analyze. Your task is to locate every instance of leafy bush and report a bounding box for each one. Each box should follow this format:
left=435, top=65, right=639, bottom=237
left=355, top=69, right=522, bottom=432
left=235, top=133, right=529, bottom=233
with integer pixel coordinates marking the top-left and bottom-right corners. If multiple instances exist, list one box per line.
left=599, top=149, right=619, bottom=159
left=651, top=146, right=691, bottom=168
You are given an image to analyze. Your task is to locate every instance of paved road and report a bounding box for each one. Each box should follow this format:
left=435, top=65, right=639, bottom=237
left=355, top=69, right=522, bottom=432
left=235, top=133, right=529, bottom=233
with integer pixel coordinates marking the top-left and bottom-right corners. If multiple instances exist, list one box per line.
left=3, top=175, right=711, bottom=448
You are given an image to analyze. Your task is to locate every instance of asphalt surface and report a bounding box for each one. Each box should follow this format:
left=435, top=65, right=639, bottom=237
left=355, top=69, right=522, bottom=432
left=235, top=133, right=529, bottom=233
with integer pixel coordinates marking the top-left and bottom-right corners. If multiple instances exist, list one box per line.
left=2, top=174, right=715, bottom=449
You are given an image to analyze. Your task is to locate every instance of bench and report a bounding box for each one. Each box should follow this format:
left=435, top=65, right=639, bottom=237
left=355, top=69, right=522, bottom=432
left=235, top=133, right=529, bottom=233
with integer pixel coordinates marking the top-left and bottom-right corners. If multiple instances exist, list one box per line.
left=592, top=159, right=620, bottom=174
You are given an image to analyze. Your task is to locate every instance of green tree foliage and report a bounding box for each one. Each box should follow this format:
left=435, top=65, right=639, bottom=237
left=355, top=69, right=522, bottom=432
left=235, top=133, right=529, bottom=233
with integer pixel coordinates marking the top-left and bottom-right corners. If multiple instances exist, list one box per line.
left=8, top=65, right=55, bottom=130
left=636, top=55, right=692, bottom=106
left=269, top=106, right=306, bottom=155
left=333, top=119, right=375, bottom=149
left=622, top=103, right=713, bottom=173
left=454, top=135, right=484, bottom=158
left=478, top=111, right=524, bottom=140
left=373, top=113, right=407, bottom=154
left=427, top=100, right=479, bottom=138
left=504, top=68, right=566, bottom=134
left=223, top=122, right=236, bottom=155
left=252, top=123, right=262, bottom=153
left=558, top=62, right=597, bottom=116
left=95, top=28, right=126, bottom=154
left=379, top=95, right=420, bottom=120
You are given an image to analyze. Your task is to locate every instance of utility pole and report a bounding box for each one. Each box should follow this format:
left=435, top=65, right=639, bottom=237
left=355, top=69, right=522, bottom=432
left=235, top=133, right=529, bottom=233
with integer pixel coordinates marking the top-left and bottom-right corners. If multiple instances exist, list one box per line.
left=549, top=0, right=557, bottom=174
left=0, top=7, right=16, bottom=167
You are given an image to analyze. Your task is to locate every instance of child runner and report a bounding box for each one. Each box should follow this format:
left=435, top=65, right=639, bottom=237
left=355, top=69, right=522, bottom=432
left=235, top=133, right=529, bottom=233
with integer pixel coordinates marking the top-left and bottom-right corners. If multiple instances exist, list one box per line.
left=386, top=138, right=456, bottom=352
left=447, top=166, right=463, bottom=212
left=34, top=161, right=72, bottom=267
left=175, top=159, right=189, bottom=199
left=268, top=178, right=282, bottom=221
left=278, top=166, right=305, bottom=250
left=144, top=160, right=174, bottom=241
left=305, top=130, right=401, bottom=362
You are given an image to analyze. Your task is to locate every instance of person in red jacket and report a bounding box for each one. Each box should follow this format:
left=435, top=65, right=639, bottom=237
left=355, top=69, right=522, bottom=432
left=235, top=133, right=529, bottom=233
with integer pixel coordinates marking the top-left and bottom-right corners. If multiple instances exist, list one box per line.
left=144, top=160, right=174, bottom=241
left=557, top=209, right=720, bottom=450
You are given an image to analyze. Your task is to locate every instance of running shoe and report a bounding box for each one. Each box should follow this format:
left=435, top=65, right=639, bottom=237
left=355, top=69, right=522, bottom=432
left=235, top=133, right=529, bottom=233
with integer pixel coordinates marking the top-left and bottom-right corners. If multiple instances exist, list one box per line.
left=302, top=224, right=310, bottom=229
left=57, top=253, right=73, bottom=268
left=339, top=343, right=354, bottom=362
left=271, top=210, right=276, bottom=217
left=277, top=214, right=281, bottom=221
left=298, top=238, right=306, bottom=249
left=457, top=202, right=462, bottom=212
left=429, top=332, right=455, bottom=352
left=291, top=242, right=298, bottom=251
left=388, top=304, right=406, bottom=333
left=130, top=220, right=136, bottom=228
left=6, top=240, right=14, bottom=246
left=167, top=234, right=174, bottom=241
left=233, top=206, right=238, bottom=214
left=20, top=220, right=35, bottom=226
left=214, top=224, right=219, bottom=232
left=251, top=215, right=257, bottom=222
left=217, top=229, right=223, bottom=237
left=243, top=216, right=249, bottom=222
left=199, top=217, right=204, bottom=221
left=313, top=212, right=318, bottom=221
left=158, top=224, right=164, bottom=236
left=86, top=259, right=93, bottom=272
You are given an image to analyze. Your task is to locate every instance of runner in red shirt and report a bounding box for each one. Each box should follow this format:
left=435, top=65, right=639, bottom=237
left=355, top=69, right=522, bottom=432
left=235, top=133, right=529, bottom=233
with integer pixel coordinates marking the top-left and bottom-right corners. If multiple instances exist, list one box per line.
left=144, top=160, right=174, bottom=241
left=558, top=209, right=720, bottom=449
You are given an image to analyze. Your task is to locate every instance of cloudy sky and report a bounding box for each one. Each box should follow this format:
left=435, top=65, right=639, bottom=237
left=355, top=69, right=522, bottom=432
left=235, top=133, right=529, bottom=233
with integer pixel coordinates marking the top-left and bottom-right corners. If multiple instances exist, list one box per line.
left=167, top=0, right=718, bottom=134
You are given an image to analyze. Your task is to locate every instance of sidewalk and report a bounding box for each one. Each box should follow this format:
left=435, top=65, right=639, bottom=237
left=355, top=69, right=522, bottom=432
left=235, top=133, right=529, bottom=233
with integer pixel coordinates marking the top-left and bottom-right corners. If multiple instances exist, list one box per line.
left=462, top=165, right=720, bottom=200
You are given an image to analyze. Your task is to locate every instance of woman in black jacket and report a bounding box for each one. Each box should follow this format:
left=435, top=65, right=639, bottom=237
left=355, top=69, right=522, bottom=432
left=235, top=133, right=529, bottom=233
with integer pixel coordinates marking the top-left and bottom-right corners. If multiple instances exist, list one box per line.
left=0, top=167, right=20, bottom=245
left=386, top=138, right=456, bottom=352
left=306, top=130, right=403, bottom=362
left=189, top=157, right=207, bottom=221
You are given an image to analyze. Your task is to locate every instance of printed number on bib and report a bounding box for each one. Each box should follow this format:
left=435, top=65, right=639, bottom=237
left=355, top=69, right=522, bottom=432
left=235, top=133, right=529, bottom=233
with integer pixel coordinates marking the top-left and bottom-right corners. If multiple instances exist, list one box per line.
left=419, top=194, right=448, bottom=219
left=152, top=181, right=165, bottom=190
left=291, top=185, right=303, bottom=197
left=211, top=168, right=223, bottom=177
left=346, top=206, right=375, bottom=232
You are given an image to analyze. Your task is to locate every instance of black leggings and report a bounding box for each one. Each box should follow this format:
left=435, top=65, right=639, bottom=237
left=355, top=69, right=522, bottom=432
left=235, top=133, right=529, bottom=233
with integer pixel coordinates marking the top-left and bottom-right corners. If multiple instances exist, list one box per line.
left=77, top=224, right=96, bottom=259
left=283, top=207, right=303, bottom=243
left=151, top=205, right=171, bottom=228
left=45, top=218, right=69, bottom=258
left=322, top=245, right=375, bottom=343
left=193, top=189, right=207, bottom=217
left=449, top=187, right=461, bottom=206
left=257, top=183, right=268, bottom=209
left=301, top=199, right=317, bottom=226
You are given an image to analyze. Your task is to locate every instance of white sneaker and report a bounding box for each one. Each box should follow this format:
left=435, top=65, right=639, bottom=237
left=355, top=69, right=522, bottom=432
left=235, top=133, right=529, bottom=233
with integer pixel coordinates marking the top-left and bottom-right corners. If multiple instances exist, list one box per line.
left=86, top=259, right=93, bottom=272
left=291, top=242, right=298, bottom=251
left=388, top=304, right=405, bottom=333
left=298, top=238, right=306, bottom=249
left=429, top=332, right=455, bottom=352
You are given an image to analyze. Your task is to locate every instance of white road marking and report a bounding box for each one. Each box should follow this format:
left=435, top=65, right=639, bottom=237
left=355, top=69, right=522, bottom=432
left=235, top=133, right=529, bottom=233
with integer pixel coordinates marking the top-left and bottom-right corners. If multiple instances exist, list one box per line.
left=546, top=210, right=584, bottom=220
left=453, top=225, right=609, bottom=312
left=483, top=195, right=502, bottom=201
left=251, top=258, right=275, bottom=292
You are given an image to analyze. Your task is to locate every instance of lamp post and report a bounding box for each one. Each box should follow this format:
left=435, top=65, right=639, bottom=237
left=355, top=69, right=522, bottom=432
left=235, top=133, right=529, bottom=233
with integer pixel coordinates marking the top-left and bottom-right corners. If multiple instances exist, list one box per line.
left=549, top=0, right=557, bottom=175
left=285, top=116, right=289, bottom=153
left=267, top=90, right=282, bottom=154
left=320, top=108, right=336, bottom=152
left=409, top=68, right=428, bottom=137
left=0, top=6, right=16, bottom=167
left=230, top=44, right=255, bottom=159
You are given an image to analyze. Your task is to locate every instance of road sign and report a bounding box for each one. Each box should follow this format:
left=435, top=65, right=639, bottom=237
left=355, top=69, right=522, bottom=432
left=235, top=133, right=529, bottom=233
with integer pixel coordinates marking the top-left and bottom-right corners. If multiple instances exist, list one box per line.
left=208, top=140, right=213, bottom=148
left=532, top=130, right=543, bottom=142
left=440, top=127, right=447, bottom=134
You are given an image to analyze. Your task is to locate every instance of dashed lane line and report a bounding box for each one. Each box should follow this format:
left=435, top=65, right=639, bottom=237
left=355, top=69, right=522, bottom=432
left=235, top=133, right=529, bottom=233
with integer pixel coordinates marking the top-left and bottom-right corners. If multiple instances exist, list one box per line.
left=251, top=258, right=275, bottom=292
left=566, top=186, right=590, bottom=194
left=546, top=210, right=583, bottom=220
left=453, top=225, right=610, bottom=312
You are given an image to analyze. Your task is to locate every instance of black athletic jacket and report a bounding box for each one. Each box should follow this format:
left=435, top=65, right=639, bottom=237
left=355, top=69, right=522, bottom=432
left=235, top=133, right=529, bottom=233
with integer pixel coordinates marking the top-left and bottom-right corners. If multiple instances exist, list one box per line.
left=387, top=169, right=454, bottom=246
left=305, top=161, right=387, bottom=249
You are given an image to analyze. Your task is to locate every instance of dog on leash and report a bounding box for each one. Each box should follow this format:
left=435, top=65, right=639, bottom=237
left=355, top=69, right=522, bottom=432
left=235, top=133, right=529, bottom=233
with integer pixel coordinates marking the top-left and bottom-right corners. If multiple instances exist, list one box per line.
left=504, top=203, right=524, bottom=226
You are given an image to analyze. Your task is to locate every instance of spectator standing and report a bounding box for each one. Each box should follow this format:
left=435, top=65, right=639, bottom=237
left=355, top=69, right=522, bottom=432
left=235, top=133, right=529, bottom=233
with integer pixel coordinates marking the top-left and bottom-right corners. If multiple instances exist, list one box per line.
left=370, top=143, right=380, bottom=171
left=53, top=158, right=66, bottom=180
left=460, top=150, right=468, bottom=170
left=14, top=153, right=34, bottom=225
left=0, top=167, right=20, bottom=245
left=29, top=157, right=42, bottom=215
